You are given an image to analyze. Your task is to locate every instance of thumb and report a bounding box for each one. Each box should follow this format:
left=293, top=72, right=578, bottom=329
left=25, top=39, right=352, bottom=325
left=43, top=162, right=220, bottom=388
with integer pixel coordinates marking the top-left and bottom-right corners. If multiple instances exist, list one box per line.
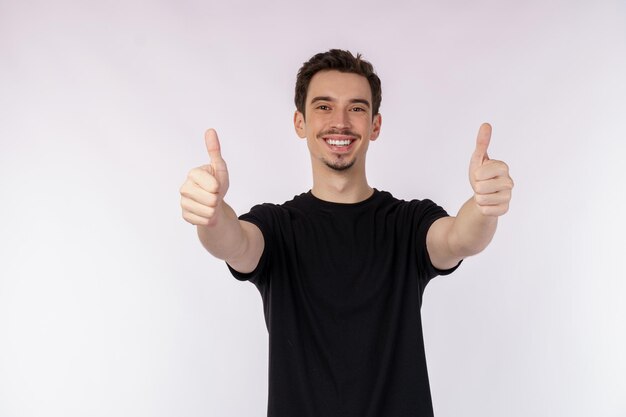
left=203, top=128, right=230, bottom=196
left=204, top=128, right=224, bottom=164
left=471, top=122, right=491, bottom=167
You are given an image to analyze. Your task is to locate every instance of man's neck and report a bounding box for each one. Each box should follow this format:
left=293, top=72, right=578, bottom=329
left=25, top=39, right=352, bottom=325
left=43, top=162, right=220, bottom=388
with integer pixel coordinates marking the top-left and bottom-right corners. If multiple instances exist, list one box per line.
left=310, top=173, right=373, bottom=204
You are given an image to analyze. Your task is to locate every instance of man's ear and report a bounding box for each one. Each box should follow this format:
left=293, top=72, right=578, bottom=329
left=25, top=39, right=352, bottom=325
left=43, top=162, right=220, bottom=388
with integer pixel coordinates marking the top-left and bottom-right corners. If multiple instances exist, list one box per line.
left=370, top=113, right=382, bottom=141
left=294, top=111, right=306, bottom=138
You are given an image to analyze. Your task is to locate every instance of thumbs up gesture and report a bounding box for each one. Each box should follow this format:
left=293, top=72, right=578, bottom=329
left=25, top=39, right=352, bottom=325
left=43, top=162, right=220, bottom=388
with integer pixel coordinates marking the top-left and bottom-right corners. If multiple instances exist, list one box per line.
left=468, top=123, right=514, bottom=217
left=180, top=129, right=230, bottom=226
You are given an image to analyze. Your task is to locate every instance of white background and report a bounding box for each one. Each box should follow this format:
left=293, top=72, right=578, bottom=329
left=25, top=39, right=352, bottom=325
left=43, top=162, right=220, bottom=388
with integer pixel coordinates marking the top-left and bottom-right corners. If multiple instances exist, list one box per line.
left=1, top=0, right=625, bottom=416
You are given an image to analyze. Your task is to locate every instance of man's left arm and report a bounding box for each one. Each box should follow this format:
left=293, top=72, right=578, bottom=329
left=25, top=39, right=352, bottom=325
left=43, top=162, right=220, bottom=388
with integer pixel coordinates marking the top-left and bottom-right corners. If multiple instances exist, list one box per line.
left=426, top=123, right=514, bottom=270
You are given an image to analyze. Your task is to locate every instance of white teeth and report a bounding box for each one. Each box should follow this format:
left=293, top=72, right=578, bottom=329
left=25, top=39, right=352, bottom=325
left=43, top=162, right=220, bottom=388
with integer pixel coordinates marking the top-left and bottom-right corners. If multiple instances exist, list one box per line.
left=326, top=139, right=351, bottom=146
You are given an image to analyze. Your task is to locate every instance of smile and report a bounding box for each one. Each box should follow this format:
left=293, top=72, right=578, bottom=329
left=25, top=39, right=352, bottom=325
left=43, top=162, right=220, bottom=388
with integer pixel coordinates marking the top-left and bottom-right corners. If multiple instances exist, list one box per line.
left=321, top=134, right=358, bottom=150
left=323, top=138, right=356, bottom=154
left=325, top=138, right=353, bottom=146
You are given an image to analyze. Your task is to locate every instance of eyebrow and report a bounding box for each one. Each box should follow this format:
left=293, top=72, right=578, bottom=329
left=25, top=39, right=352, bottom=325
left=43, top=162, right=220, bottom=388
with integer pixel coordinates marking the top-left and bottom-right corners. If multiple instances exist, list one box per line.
left=310, top=96, right=371, bottom=108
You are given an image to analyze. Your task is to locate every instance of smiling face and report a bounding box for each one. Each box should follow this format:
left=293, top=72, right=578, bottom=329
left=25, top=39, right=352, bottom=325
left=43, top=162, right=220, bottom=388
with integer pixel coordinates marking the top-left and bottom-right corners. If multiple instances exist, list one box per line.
left=294, top=70, right=382, bottom=174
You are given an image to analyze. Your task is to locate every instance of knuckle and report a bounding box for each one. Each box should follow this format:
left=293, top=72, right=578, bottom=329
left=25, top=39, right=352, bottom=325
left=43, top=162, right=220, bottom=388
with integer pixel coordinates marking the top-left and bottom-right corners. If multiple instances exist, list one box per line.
left=189, top=167, right=210, bottom=183
left=179, top=185, right=192, bottom=198
left=187, top=168, right=201, bottom=180
left=474, top=194, right=486, bottom=206
left=182, top=212, right=195, bottom=224
left=474, top=182, right=487, bottom=194
left=180, top=199, right=193, bottom=211
left=181, top=184, right=199, bottom=199
left=207, top=193, right=219, bottom=207
left=499, top=163, right=510, bottom=177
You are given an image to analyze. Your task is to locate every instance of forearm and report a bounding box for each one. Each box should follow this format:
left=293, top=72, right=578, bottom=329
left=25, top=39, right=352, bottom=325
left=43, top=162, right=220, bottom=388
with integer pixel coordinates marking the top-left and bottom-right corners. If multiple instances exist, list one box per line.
left=196, top=201, right=248, bottom=262
left=448, top=197, right=498, bottom=258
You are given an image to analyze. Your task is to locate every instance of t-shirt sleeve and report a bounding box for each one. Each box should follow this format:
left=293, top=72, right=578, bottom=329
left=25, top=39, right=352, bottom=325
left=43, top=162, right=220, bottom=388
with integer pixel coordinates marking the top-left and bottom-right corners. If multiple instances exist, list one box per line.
left=414, top=199, right=462, bottom=281
left=226, top=204, right=273, bottom=285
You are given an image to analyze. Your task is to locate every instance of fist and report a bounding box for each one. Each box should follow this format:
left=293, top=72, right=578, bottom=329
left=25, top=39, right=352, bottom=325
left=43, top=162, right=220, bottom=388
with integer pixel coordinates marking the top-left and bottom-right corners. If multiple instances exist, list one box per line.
left=469, top=123, right=514, bottom=217
left=180, top=129, right=230, bottom=226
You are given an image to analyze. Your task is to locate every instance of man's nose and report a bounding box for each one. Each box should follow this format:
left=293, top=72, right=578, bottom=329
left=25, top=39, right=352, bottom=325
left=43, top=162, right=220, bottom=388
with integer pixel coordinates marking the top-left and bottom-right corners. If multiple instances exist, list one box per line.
left=330, top=109, right=351, bottom=129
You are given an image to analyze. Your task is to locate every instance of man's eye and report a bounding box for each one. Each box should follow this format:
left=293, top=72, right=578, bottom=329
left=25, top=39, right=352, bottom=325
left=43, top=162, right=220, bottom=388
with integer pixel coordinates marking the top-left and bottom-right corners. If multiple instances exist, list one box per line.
left=351, top=107, right=365, bottom=112
left=317, top=105, right=330, bottom=110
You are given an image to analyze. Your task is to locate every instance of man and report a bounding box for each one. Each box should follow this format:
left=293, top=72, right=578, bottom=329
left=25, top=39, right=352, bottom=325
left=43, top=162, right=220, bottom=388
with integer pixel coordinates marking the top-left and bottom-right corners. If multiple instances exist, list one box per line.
left=180, top=49, right=513, bottom=416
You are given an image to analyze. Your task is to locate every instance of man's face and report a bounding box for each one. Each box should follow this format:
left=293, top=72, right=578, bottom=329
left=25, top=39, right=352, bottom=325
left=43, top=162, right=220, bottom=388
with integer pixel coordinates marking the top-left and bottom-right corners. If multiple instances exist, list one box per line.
left=294, top=70, right=381, bottom=172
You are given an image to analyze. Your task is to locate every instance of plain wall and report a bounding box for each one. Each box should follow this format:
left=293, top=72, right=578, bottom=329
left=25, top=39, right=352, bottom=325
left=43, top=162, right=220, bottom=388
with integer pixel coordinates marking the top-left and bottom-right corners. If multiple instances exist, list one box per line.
left=1, top=0, right=625, bottom=416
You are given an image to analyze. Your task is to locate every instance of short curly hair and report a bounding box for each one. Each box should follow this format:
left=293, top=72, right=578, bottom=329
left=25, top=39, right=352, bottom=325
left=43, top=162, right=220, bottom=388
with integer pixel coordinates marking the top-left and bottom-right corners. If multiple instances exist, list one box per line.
left=294, top=49, right=382, bottom=119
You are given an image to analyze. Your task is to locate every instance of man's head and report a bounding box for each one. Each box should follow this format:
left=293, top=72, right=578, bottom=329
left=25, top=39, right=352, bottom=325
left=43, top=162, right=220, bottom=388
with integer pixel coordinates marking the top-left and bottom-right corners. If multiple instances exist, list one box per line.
left=295, top=49, right=382, bottom=120
left=293, top=51, right=383, bottom=175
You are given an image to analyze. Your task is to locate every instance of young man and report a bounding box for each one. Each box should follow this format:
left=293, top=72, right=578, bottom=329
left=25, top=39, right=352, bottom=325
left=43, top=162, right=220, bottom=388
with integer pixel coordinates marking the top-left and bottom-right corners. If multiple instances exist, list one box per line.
left=180, top=49, right=513, bottom=416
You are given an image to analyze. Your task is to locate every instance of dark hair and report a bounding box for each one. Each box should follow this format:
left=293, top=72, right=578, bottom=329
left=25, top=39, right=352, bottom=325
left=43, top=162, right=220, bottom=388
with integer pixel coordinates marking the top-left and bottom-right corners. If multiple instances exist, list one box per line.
left=294, top=49, right=382, bottom=119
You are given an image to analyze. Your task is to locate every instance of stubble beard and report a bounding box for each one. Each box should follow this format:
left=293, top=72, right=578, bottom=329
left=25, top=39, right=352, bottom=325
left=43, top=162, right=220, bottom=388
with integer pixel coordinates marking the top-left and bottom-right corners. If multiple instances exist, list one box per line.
left=323, top=156, right=356, bottom=172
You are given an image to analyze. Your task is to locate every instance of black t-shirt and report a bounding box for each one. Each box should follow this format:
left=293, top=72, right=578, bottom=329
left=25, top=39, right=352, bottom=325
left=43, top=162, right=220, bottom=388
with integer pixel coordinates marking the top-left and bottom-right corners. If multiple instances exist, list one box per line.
left=228, top=189, right=459, bottom=417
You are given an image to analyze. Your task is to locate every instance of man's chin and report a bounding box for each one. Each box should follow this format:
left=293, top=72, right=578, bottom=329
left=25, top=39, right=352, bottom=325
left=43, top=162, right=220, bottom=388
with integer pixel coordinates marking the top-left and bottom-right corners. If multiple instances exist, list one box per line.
left=323, top=157, right=356, bottom=172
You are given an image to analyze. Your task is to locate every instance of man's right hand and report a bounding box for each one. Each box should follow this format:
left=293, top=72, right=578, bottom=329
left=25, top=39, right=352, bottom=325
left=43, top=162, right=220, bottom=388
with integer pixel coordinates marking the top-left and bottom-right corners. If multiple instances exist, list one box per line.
left=180, top=129, right=230, bottom=226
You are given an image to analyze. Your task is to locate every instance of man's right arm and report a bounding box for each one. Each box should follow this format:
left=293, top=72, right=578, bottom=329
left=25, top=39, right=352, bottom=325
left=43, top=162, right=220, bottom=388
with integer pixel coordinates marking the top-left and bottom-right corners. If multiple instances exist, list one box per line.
left=180, top=129, right=264, bottom=274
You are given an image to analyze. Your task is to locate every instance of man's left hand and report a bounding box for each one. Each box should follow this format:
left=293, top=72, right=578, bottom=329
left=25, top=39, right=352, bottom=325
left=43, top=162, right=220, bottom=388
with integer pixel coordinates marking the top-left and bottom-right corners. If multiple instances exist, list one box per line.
left=468, top=123, right=514, bottom=217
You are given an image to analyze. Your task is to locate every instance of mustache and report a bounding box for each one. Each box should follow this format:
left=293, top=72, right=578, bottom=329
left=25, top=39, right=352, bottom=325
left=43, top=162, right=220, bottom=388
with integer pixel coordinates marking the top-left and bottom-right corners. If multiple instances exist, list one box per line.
left=317, top=129, right=361, bottom=139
